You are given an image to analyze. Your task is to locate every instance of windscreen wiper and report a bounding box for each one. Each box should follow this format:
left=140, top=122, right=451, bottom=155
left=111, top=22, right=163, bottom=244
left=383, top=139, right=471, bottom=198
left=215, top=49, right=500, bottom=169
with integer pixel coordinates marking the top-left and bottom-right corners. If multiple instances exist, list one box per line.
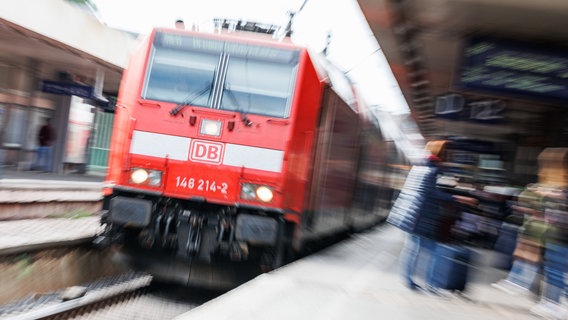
left=224, top=83, right=252, bottom=126
left=170, top=84, right=212, bottom=116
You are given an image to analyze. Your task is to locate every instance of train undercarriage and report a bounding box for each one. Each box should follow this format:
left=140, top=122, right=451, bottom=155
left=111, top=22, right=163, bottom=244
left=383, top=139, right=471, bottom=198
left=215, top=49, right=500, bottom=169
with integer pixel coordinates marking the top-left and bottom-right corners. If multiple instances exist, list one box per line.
left=94, top=190, right=294, bottom=287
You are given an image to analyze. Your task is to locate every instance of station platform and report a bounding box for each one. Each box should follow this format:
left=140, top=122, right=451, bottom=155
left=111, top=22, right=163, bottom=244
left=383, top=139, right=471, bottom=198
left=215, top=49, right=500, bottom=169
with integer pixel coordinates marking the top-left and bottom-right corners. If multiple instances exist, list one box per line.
left=0, top=166, right=104, bottom=182
left=0, top=216, right=102, bottom=256
left=0, top=217, right=543, bottom=320
left=0, top=167, right=104, bottom=254
left=176, top=224, right=542, bottom=320
left=0, top=167, right=104, bottom=220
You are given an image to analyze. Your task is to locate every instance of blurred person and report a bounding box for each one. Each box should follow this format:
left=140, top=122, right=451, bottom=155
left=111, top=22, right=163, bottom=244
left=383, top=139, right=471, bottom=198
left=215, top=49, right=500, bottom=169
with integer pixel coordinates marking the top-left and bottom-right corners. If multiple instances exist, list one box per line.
left=530, top=188, right=568, bottom=320
left=33, top=117, right=56, bottom=172
left=492, top=186, right=547, bottom=295
left=387, top=152, right=477, bottom=291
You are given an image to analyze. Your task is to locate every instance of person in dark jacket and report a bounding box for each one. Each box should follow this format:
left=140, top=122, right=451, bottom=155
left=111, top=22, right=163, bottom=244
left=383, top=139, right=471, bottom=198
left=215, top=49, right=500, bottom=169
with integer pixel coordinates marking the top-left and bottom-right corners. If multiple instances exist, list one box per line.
left=388, top=154, right=477, bottom=290
left=34, top=117, right=56, bottom=172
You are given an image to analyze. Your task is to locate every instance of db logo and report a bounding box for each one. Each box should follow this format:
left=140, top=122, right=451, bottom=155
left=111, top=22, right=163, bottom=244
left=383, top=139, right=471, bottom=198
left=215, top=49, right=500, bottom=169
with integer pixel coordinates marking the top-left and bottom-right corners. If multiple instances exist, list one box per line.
left=190, top=140, right=224, bottom=164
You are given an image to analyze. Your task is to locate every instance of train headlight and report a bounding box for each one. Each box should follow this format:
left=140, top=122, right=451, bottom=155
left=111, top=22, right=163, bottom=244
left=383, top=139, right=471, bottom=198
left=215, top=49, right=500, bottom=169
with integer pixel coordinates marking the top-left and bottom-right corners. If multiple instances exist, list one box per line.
left=130, top=168, right=163, bottom=187
left=240, top=183, right=274, bottom=203
left=256, top=186, right=274, bottom=202
left=200, top=119, right=222, bottom=137
left=131, top=168, right=148, bottom=184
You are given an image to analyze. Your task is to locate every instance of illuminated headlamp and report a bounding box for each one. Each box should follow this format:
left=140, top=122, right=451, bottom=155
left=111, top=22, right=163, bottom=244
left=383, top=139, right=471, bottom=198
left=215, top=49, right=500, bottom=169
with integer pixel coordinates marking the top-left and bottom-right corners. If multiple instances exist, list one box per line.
left=241, top=183, right=274, bottom=203
left=200, top=119, right=222, bottom=137
left=130, top=168, right=163, bottom=187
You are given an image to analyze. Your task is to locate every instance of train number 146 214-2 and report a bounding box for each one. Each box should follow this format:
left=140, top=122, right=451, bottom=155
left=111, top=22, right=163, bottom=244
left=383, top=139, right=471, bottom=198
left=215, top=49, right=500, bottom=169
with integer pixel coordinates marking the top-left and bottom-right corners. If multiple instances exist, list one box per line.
left=175, top=176, right=228, bottom=194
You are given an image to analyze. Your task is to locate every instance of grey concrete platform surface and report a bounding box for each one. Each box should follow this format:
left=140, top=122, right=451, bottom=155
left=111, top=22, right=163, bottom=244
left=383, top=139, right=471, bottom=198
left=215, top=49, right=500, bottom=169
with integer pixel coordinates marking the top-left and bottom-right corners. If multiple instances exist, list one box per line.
left=0, top=216, right=102, bottom=256
left=0, top=168, right=105, bottom=254
left=176, top=224, right=543, bottom=320
left=0, top=167, right=104, bottom=197
left=0, top=168, right=105, bottom=219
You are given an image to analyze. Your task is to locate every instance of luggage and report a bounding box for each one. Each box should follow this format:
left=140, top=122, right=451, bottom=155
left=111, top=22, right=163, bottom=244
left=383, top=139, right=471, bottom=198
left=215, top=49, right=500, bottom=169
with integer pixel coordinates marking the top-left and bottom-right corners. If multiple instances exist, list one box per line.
left=429, top=244, right=471, bottom=291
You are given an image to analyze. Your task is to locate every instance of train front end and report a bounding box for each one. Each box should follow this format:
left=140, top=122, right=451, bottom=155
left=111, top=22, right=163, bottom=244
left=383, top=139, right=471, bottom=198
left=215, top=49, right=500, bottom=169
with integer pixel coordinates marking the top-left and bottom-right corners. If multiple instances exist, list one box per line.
left=96, top=27, right=322, bottom=287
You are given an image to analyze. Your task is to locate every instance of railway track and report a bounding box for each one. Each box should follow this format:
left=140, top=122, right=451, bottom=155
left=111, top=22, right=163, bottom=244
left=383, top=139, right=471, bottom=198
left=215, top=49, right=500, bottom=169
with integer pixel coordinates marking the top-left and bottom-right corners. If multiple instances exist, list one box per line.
left=0, top=272, right=213, bottom=320
left=1, top=272, right=152, bottom=319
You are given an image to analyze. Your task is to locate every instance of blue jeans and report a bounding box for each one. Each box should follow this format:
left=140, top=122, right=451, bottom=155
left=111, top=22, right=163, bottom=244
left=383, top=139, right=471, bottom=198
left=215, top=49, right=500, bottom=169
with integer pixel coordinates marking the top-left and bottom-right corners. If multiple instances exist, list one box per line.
left=35, top=146, right=53, bottom=172
left=401, top=233, right=437, bottom=288
left=506, top=259, right=539, bottom=289
left=542, top=243, right=568, bottom=302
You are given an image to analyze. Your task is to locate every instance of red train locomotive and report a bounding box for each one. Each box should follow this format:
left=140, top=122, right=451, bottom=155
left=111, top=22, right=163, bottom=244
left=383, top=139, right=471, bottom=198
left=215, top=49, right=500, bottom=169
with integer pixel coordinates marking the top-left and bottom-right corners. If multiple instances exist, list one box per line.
left=96, top=22, right=396, bottom=287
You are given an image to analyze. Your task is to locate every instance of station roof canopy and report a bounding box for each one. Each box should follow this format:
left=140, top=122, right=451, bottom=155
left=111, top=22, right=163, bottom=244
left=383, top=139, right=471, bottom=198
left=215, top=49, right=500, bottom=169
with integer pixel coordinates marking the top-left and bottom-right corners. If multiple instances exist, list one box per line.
left=0, top=0, right=139, bottom=96
left=357, top=0, right=568, bottom=142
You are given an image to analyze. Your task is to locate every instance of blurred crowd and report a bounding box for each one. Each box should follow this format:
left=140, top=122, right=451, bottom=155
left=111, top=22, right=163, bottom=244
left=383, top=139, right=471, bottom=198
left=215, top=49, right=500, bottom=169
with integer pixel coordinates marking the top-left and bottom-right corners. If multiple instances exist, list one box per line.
left=389, top=142, right=568, bottom=320
left=492, top=184, right=568, bottom=319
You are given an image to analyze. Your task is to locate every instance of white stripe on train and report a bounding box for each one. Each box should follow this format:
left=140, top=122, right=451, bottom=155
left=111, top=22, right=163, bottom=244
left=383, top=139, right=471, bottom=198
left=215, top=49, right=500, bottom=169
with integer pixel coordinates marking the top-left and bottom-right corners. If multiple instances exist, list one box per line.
left=130, top=130, right=283, bottom=173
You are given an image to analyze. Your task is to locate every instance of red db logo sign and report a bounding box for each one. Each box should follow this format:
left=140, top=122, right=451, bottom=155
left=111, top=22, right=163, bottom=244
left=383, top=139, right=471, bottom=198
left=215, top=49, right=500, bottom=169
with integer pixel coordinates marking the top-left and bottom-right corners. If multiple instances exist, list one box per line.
left=190, top=140, right=224, bottom=164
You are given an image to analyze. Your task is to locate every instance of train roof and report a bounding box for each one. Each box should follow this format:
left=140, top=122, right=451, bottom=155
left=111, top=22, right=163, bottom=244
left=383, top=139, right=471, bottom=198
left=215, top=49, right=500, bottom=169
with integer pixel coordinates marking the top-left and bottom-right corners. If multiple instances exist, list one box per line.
left=151, top=23, right=301, bottom=51
left=309, top=50, right=359, bottom=111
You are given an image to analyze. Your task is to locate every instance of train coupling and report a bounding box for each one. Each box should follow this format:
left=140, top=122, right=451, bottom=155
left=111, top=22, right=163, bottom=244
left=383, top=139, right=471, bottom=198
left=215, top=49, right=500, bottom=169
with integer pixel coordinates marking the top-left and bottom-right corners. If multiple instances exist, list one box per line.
left=93, top=230, right=124, bottom=249
left=93, top=235, right=111, bottom=248
left=93, top=210, right=125, bottom=249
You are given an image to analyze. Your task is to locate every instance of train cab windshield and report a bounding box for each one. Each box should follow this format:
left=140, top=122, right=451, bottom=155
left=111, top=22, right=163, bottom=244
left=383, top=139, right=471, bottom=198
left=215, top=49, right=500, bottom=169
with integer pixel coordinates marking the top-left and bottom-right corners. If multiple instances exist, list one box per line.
left=142, top=31, right=301, bottom=118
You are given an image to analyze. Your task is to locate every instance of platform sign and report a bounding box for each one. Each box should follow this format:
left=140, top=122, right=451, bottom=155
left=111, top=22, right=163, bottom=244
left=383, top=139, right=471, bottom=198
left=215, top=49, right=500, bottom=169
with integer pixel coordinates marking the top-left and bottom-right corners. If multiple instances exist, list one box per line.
left=41, top=80, right=93, bottom=99
left=457, top=37, right=568, bottom=103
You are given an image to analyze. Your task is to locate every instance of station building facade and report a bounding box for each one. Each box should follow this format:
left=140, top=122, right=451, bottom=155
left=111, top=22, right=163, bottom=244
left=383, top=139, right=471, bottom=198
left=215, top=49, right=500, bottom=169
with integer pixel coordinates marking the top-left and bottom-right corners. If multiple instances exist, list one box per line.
left=0, top=0, right=139, bottom=174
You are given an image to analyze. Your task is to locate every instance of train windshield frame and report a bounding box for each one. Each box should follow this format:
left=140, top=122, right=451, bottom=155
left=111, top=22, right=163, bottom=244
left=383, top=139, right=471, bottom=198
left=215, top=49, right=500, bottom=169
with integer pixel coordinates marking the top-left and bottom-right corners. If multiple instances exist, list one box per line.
left=142, top=31, right=300, bottom=118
